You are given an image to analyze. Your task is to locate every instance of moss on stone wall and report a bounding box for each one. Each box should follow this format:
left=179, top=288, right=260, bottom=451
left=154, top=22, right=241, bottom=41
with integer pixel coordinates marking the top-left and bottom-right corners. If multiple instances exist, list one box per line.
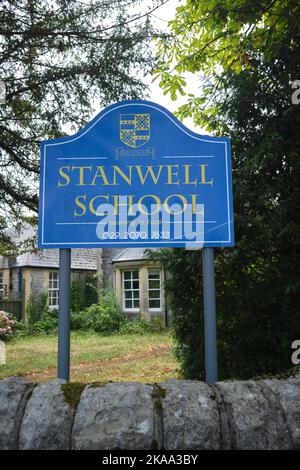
left=61, top=382, right=86, bottom=409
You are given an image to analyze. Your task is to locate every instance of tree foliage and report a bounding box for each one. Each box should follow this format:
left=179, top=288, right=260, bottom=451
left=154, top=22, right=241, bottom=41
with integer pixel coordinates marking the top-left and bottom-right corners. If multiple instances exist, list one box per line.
left=154, top=0, right=300, bottom=379
left=0, top=0, right=166, bottom=247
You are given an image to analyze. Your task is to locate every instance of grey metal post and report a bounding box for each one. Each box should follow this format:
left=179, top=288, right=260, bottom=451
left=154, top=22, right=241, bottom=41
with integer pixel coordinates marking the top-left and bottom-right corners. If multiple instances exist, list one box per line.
left=202, top=247, right=218, bottom=383
left=58, top=248, right=71, bottom=381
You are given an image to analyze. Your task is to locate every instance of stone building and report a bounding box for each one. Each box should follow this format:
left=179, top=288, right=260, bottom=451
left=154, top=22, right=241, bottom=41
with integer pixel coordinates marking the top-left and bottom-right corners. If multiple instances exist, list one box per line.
left=0, top=228, right=166, bottom=324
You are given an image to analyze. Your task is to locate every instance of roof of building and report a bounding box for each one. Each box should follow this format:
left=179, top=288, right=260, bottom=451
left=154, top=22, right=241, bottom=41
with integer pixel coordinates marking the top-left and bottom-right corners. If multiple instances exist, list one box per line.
left=112, top=248, right=160, bottom=264
left=9, top=249, right=98, bottom=270
left=1, top=225, right=99, bottom=271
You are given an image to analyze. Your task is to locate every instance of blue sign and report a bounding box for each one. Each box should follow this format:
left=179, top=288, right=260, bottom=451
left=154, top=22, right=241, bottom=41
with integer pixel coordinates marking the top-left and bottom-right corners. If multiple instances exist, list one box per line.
left=38, top=100, right=234, bottom=248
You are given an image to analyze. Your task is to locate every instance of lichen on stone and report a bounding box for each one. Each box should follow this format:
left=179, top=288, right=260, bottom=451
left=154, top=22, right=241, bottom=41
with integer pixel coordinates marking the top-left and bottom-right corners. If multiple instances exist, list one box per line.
left=87, top=381, right=108, bottom=389
left=152, top=384, right=166, bottom=413
left=151, top=385, right=166, bottom=400
left=61, top=382, right=86, bottom=408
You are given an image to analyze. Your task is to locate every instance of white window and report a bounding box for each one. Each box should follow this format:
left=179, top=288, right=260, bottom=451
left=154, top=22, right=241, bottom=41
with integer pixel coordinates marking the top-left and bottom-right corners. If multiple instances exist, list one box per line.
left=123, top=270, right=140, bottom=311
left=0, top=272, right=5, bottom=298
left=148, top=269, right=161, bottom=311
left=49, top=272, right=59, bottom=308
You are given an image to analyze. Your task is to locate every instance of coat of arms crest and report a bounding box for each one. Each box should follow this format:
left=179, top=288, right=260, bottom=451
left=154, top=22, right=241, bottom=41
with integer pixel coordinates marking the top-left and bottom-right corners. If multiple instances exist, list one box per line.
left=120, top=114, right=150, bottom=148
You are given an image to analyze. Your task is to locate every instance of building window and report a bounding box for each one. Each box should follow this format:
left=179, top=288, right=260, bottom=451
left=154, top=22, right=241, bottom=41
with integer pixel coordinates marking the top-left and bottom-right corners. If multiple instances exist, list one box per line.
left=49, top=272, right=59, bottom=308
left=148, top=269, right=161, bottom=311
left=0, top=272, right=5, bottom=299
left=123, top=270, right=139, bottom=311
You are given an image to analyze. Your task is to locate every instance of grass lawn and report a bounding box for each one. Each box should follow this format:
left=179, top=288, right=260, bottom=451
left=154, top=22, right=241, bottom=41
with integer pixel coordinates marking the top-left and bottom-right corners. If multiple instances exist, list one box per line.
left=0, top=331, right=179, bottom=383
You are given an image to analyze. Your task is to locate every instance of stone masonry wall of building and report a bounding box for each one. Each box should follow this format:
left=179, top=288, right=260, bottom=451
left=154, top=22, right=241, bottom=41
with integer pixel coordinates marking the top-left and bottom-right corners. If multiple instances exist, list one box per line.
left=102, top=248, right=124, bottom=287
left=31, top=269, right=48, bottom=300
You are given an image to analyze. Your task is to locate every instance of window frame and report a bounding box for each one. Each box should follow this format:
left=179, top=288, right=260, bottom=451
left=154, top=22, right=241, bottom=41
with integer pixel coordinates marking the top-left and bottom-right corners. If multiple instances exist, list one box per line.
left=48, top=271, right=59, bottom=308
left=122, top=269, right=140, bottom=312
left=148, top=269, right=162, bottom=312
left=0, top=271, right=5, bottom=298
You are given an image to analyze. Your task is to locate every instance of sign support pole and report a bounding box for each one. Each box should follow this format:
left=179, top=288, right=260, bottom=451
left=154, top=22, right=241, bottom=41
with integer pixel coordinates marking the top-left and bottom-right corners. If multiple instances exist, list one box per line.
left=202, top=247, right=218, bottom=384
left=58, top=248, right=71, bottom=381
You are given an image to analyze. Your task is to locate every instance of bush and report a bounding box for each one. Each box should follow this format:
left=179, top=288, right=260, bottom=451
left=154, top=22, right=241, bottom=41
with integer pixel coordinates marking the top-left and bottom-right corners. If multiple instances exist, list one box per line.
left=13, top=320, right=27, bottom=339
left=119, top=318, right=150, bottom=335
left=148, top=249, right=206, bottom=380
left=71, top=278, right=85, bottom=313
left=71, top=276, right=98, bottom=313
left=71, top=287, right=124, bottom=334
left=151, top=315, right=164, bottom=332
left=17, top=287, right=123, bottom=336
left=0, top=310, right=16, bottom=341
left=29, top=314, right=58, bottom=335
left=70, top=311, right=88, bottom=331
left=23, top=291, right=58, bottom=335
left=84, top=275, right=98, bottom=307
left=47, top=307, right=58, bottom=318
left=149, top=247, right=300, bottom=381
left=83, top=301, right=124, bottom=334
left=22, top=286, right=167, bottom=337
left=118, top=317, right=166, bottom=335
left=27, top=292, right=49, bottom=324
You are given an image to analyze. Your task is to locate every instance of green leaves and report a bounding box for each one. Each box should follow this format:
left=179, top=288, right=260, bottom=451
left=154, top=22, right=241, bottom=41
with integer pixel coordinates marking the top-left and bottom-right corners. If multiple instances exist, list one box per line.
left=156, top=0, right=300, bottom=116
left=159, top=73, right=186, bottom=100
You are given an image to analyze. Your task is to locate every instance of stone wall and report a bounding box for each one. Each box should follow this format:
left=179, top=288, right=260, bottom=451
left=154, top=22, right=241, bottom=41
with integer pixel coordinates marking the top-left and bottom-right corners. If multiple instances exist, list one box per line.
left=101, top=248, right=124, bottom=287
left=31, top=269, right=48, bottom=300
left=0, top=375, right=299, bottom=450
left=8, top=268, right=21, bottom=301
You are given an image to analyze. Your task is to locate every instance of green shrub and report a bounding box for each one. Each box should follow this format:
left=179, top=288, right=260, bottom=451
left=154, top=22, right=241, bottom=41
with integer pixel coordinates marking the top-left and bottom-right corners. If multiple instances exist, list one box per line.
left=119, top=318, right=150, bottom=335
left=71, top=276, right=98, bottom=313
left=71, top=278, right=85, bottom=313
left=151, top=315, right=164, bottom=332
left=29, top=313, right=58, bottom=334
left=13, top=319, right=27, bottom=339
left=148, top=249, right=205, bottom=380
left=83, top=302, right=124, bottom=334
left=70, top=311, right=89, bottom=331
left=70, top=287, right=124, bottom=334
left=149, top=247, right=300, bottom=381
left=24, top=292, right=58, bottom=335
left=26, top=292, right=49, bottom=324
left=47, top=308, right=58, bottom=318
left=84, top=275, right=98, bottom=307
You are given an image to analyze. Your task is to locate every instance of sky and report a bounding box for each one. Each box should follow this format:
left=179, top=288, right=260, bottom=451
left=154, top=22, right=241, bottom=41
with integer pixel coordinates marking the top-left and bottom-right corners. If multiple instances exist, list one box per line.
left=147, top=0, right=204, bottom=134
left=82, top=0, right=205, bottom=135
left=89, top=0, right=203, bottom=135
left=65, top=0, right=204, bottom=136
